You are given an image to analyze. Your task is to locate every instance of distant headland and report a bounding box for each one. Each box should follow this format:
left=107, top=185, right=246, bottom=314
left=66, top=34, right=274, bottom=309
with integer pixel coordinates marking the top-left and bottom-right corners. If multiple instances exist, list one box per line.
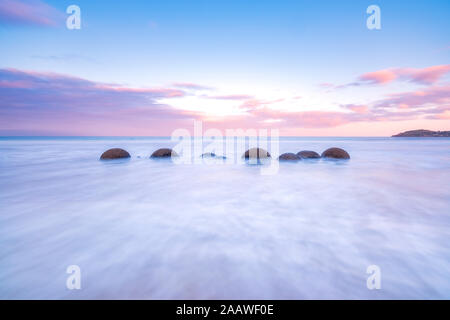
left=392, top=129, right=450, bottom=137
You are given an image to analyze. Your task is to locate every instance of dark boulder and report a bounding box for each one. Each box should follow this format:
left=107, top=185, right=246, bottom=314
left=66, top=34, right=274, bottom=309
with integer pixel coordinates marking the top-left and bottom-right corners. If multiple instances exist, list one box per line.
left=100, top=148, right=131, bottom=160
left=242, top=148, right=271, bottom=159
left=321, top=147, right=350, bottom=159
left=278, top=153, right=301, bottom=161
left=151, top=148, right=178, bottom=158
left=297, top=150, right=320, bottom=159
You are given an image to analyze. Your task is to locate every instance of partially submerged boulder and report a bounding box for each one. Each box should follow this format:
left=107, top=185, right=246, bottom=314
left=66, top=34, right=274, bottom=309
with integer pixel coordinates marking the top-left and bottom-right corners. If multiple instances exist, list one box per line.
left=297, top=150, right=320, bottom=159
left=201, top=152, right=226, bottom=159
left=242, top=148, right=271, bottom=159
left=201, top=152, right=216, bottom=158
left=321, top=147, right=350, bottom=159
left=278, top=153, right=301, bottom=161
left=151, top=148, right=178, bottom=158
left=100, top=148, right=131, bottom=160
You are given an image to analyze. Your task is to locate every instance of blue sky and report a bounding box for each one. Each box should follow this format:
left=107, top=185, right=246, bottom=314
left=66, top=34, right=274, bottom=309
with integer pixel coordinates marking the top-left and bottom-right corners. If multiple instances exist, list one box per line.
left=0, top=0, right=449, bottom=135
left=2, top=0, right=449, bottom=85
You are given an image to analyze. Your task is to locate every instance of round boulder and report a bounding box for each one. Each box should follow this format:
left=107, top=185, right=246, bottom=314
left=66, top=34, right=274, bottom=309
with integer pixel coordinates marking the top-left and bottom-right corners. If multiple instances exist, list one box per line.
left=297, top=150, right=320, bottom=159
left=151, top=148, right=178, bottom=158
left=278, top=153, right=301, bottom=161
left=100, top=148, right=130, bottom=160
left=242, top=148, right=271, bottom=159
left=321, top=147, right=350, bottom=159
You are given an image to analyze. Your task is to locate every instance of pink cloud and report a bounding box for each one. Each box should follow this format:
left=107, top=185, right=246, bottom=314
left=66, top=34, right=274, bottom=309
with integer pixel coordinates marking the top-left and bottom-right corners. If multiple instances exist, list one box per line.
left=239, top=98, right=284, bottom=110
left=0, top=0, right=63, bottom=27
left=360, top=69, right=397, bottom=84
left=341, top=104, right=369, bottom=114
left=318, top=82, right=335, bottom=88
left=207, top=94, right=254, bottom=100
left=1, top=68, right=449, bottom=135
left=374, top=85, right=450, bottom=110
left=282, top=111, right=353, bottom=128
left=431, top=110, right=450, bottom=120
left=172, top=82, right=213, bottom=91
left=0, top=68, right=195, bottom=135
left=0, top=79, right=34, bottom=89
left=401, top=65, right=450, bottom=85
left=337, top=64, right=450, bottom=88
left=94, top=85, right=184, bottom=97
left=0, top=68, right=185, bottom=98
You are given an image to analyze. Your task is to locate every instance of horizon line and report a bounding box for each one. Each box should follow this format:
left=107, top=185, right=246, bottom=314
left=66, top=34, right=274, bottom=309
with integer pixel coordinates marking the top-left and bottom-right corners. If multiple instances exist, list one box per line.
left=0, top=135, right=414, bottom=138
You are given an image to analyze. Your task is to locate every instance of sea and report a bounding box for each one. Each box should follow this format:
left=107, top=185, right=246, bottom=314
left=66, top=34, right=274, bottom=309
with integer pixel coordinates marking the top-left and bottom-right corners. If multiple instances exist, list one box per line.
left=0, top=136, right=449, bottom=299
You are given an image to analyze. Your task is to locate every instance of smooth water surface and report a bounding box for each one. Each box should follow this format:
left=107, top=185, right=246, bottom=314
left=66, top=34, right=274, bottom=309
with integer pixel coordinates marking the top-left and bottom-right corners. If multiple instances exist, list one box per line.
left=0, top=137, right=449, bottom=299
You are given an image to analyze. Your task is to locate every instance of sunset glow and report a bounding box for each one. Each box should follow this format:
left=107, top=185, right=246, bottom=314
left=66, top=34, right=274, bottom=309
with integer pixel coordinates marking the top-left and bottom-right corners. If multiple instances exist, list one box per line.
left=1, top=0, right=449, bottom=136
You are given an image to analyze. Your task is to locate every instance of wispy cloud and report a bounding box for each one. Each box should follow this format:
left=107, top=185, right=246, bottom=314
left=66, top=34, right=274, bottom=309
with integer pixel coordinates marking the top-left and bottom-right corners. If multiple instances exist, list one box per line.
left=206, top=94, right=254, bottom=100
left=0, top=0, right=63, bottom=27
left=31, top=54, right=99, bottom=64
left=372, top=84, right=450, bottom=110
left=1, top=68, right=448, bottom=135
left=239, top=98, right=285, bottom=110
left=334, top=65, right=450, bottom=89
left=340, top=104, right=369, bottom=114
left=318, top=82, right=335, bottom=89
left=172, top=82, right=213, bottom=91
left=360, top=65, right=450, bottom=85
left=0, top=68, right=194, bottom=135
left=359, top=69, right=398, bottom=85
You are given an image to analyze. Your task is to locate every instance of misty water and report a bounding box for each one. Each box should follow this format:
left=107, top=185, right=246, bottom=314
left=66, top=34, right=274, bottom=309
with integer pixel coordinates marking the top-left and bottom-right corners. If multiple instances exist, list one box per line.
left=0, top=137, right=449, bottom=299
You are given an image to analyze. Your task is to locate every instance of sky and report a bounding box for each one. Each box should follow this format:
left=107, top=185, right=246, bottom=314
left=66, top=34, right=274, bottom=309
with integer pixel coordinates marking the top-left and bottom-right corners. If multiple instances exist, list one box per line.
left=0, top=0, right=449, bottom=136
